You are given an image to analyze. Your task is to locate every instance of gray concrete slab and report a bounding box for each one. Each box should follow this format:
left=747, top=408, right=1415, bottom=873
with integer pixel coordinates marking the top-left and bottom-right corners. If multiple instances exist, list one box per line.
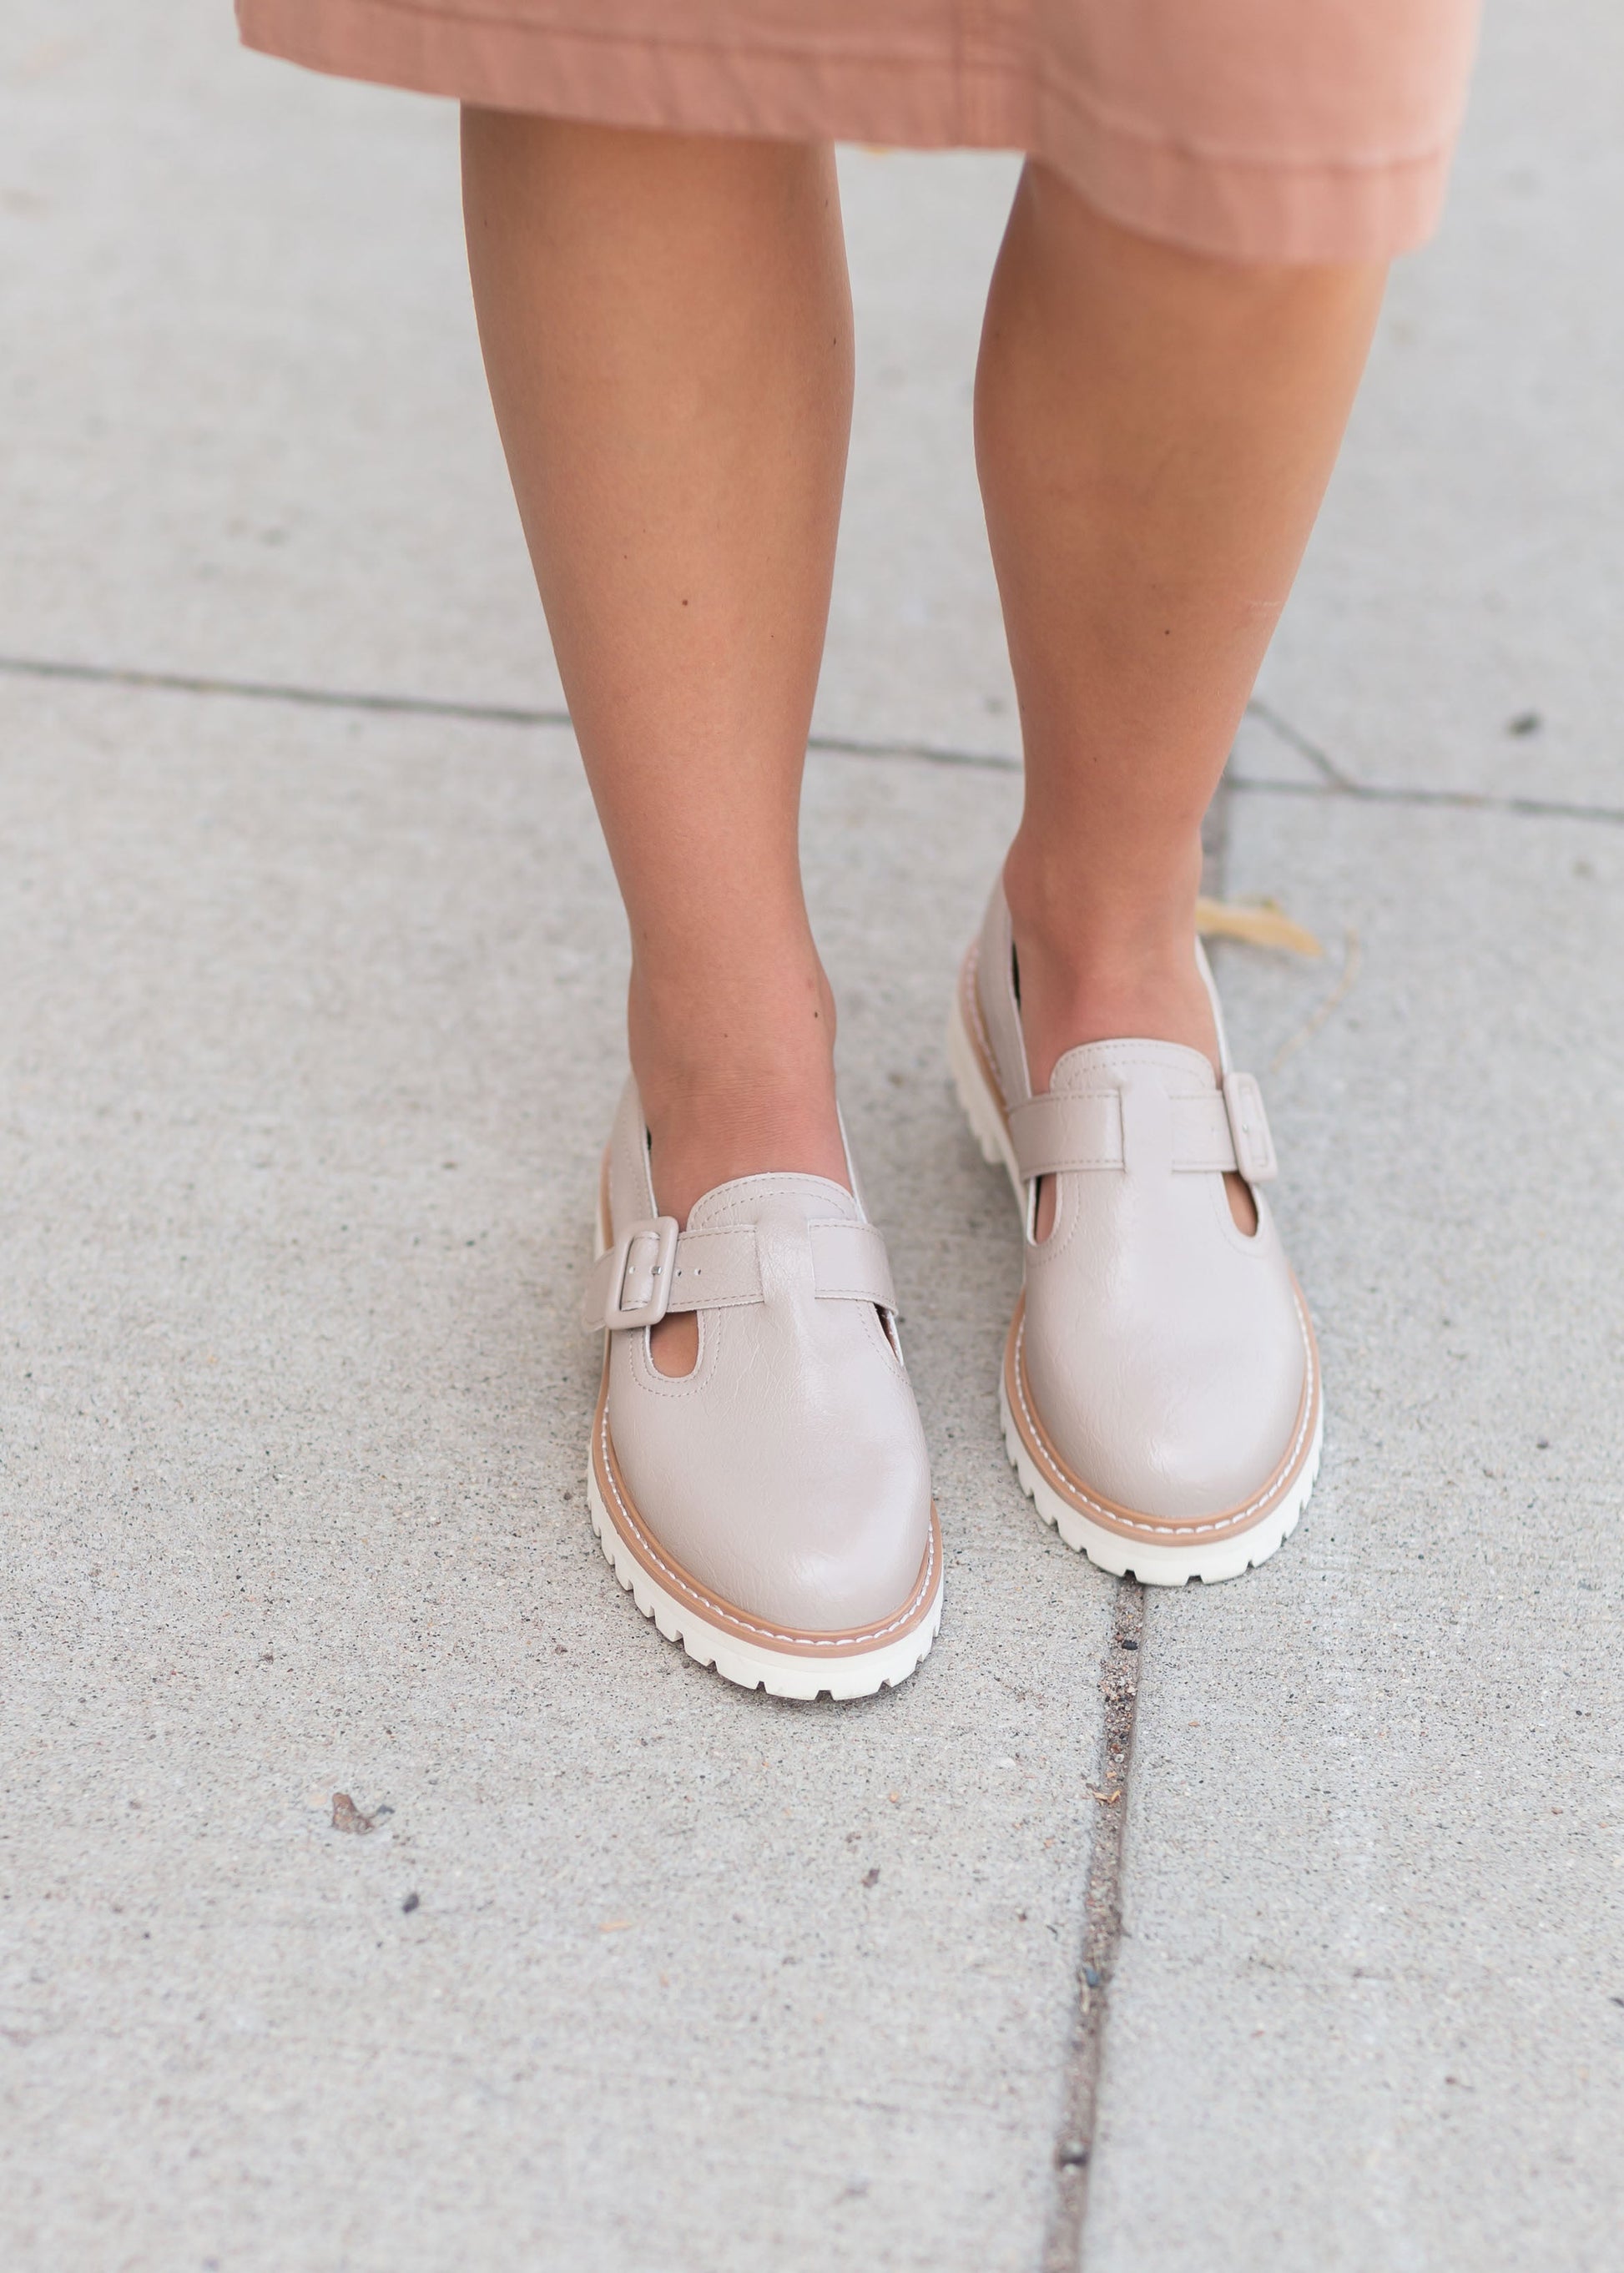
left=0, top=6, right=1021, bottom=760
left=11, top=1, right=1616, bottom=811
left=1251, top=0, right=1624, bottom=812
left=825, top=151, right=1021, bottom=764
left=1082, top=784, right=1624, bottom=2271
left=5, top=0, right=1621, bottom=2265
left=0, top=675, right=1111, bottom=2272
left=0, top=3, right=550, bottom=711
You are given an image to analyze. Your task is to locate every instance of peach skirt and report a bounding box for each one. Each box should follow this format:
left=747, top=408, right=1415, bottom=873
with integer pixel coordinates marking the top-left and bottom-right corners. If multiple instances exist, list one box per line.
left=236, top=0, right=1480, bottom=262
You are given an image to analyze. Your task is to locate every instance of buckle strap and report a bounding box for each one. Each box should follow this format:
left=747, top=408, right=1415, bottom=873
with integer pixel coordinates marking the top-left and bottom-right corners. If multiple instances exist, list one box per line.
left=583, top=1216, right=895, bottom=1333
left=584, top=1216, right=682, bottom=1331
left=1009, top=1092, right=1125, bottom=1178
left=1221, top=1072, right=1277, bottom=1183
left=807, top=1220, right=896, bottom=1308
left=1008, top=1076, right=1277, bottom=1185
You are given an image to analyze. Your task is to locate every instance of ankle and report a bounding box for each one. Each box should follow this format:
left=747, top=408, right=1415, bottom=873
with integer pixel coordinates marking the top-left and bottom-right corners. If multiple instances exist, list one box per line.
left=637, top=1070, right=850, bottom=1227
left=1003, top=822, right=1204, bottom=955
left=1001, top=839, right=1218, bottom=1088
left=627, top=965, right=848, bottom=1224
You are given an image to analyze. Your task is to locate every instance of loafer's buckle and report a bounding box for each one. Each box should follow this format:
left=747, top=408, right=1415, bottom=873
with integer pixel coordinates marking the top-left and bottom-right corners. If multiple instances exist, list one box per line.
left=599, top=1215, right=680, bottom=1329
left=1222, top=1071, right=1278, bottom=1185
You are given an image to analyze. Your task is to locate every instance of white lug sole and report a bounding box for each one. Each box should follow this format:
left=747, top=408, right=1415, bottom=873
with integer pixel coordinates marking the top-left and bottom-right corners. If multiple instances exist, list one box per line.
left=586, top=1461, right=943, bottom=1699
left=947, top=975, right=1024, bottom=1195
left=949, top=981, right=1321, bottom=1586
left=998, top=1371, right=1321, bottom=1585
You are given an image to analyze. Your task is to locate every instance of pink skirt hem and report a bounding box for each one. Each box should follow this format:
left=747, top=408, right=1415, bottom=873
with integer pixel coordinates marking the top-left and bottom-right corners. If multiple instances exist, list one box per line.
left=237, top=0, right=1474, bottom=263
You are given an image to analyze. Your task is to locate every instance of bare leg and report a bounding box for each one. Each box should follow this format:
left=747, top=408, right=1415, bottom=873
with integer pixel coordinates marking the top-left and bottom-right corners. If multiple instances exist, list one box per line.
left=976, top=164, right=1384, bottom=1232
left=461, top=114, right=853, bottom=1276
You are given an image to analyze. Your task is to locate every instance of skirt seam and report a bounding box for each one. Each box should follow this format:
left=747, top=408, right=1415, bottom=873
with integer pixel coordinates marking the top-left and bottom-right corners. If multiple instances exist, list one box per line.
left=270, top=0, right=1465, bottom=180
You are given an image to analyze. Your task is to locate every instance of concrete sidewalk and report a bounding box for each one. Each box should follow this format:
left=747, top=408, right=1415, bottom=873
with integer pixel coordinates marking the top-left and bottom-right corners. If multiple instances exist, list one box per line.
left=3, top=5, right=1621, bottom=2270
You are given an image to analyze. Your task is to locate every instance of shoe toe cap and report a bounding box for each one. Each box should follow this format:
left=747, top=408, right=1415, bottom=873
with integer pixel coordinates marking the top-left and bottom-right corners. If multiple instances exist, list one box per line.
left=610, top=1348, right=936, bottom=1634
left=1023, top=1273, right=1312, bottom=1525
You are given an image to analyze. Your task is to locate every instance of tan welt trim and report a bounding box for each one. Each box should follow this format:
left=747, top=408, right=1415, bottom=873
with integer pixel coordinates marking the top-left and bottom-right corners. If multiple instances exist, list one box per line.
left=1005, top=1288, right=1321, bottom=1546
left=592, top=1352, right=942, bottom=1659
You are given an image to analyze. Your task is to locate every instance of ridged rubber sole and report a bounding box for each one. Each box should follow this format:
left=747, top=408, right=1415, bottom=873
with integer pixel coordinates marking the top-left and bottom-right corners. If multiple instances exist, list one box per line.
left=586, top=1459, right=943, bottom=1700
left=998, top=1368, right=1321, bottom=1585
left=947, top=972, right=1322, bottom=1586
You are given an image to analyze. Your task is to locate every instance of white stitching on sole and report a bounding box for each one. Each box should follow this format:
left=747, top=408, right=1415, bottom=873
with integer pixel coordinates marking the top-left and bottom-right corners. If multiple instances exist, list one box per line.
left=1006, top=1378, right=1321, bottom=1584
left=587, top=1462, right=945, bottom=1695
left=594, top=1399, right=940, bottom=1653
left=1009, top=1296, right=1319, bottom=1542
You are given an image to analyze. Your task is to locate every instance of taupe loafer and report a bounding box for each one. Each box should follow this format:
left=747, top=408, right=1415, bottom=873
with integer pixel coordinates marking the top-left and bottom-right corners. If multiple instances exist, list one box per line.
left=948, top=879, right=1321, bottom=1585
left=582, top=1076, right=943, bottom=1697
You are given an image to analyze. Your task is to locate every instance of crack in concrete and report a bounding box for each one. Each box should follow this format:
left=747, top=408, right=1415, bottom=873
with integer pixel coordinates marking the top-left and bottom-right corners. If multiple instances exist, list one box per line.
left=0, top=651, right=577, bottom=733
left=1042, top=1584, right=1146, bottom=2272
left=4, top=653, right=1617, bottom=828
left=1041, top=773, right=1234, bottom=2270
left=1228, top=770, right=1624, bottom=826
left=1245, top=694, right=1356, bottom=788
left=0, top=651, right=1018, bottom=774
left=0, top=650, right=1010, bottom=773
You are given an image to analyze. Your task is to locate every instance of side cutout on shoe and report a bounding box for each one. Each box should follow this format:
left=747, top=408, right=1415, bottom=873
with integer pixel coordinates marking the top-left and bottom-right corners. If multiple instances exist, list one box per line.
left=1225, top=1172, right=1258, bottom=1236
left=650, top=1313, right=700, bottom=1377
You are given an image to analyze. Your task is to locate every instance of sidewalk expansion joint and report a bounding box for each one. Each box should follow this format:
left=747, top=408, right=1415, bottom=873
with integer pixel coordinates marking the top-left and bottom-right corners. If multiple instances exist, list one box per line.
left=1043, top=1580, right=1145, bottom=2273
left=6, top=653, right=1619, bottom=824
left=1039, top=766, right=1228, bottom=2268
left=0, top=651, right=577, bottom=734
left=1228, top=770, right=1624, bottom=827
left=0, top=651, right=1025, bottom=773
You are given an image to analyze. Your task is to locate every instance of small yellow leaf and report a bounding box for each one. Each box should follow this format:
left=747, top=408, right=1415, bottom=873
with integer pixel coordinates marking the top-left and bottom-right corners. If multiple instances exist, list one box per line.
left=1196, top=896, right=1322, bottom=958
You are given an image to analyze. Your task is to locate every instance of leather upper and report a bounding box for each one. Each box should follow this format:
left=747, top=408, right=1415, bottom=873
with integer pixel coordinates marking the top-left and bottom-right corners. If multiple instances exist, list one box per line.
left=595, top=1076, right=933, bottom=1631
left=974, top=879, right=1309, bottom=1521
